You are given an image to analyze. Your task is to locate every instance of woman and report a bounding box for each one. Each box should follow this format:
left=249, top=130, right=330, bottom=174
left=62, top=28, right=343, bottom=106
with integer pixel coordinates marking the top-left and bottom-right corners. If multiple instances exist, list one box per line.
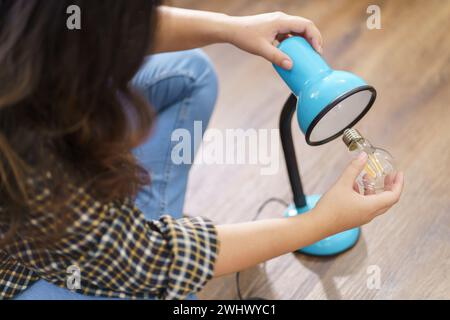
left=0, top=1, right=403, bottom=300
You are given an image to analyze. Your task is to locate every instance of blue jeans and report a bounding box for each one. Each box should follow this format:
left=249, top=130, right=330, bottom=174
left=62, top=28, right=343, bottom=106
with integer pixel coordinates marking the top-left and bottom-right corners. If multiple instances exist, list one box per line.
left=14, top=49, right=218, bottom=300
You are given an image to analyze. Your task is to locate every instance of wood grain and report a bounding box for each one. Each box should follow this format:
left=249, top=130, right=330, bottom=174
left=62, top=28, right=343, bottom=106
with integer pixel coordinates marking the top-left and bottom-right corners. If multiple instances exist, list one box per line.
left=172, top=0, right=450, bottom=299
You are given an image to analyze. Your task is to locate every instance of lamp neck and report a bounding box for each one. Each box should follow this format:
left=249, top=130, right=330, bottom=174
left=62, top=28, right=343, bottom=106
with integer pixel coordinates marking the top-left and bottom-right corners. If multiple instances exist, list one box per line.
left=279, top=94, right=307, bottom=209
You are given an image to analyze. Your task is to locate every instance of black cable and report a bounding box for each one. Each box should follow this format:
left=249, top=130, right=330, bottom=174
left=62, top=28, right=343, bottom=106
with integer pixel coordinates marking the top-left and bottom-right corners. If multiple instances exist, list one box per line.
left=236, top=271, right=243, bottom=300
left=252, top=197, right=289, bottom=221
left=235, top=197, right=289, bottom=300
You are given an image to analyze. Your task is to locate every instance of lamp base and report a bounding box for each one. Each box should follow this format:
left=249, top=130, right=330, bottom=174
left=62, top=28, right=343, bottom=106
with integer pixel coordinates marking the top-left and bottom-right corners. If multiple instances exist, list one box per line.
left=284, top=195, right=360, bottom=256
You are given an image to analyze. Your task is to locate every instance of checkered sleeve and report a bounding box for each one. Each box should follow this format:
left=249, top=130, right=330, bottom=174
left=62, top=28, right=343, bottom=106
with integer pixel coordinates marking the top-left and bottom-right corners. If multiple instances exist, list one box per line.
left=1, top=180, right=220, bottom=299
left=64, top=202, right=220, bottom=300
left=151, top=215, right=220, bottom=299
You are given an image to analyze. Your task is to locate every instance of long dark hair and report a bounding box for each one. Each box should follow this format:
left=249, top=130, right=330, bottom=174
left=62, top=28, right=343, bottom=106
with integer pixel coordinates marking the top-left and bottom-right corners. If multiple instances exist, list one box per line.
left=0, top=0, right=161, bottom=245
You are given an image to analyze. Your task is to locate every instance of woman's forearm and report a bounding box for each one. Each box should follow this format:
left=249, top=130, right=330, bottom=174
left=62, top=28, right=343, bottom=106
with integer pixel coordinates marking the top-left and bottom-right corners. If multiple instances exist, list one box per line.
left=153, top=6, right=229, bottom=53
left=152, top=7, right=325, bottom=69
left=213, top=156, right=404, bottom=277
left=213, top=210, right=332, bottom=277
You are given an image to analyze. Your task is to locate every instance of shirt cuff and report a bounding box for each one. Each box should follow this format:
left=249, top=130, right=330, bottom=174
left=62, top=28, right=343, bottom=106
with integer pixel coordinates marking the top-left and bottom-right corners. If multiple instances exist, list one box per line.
left=156, top=215, right=220, bottom=300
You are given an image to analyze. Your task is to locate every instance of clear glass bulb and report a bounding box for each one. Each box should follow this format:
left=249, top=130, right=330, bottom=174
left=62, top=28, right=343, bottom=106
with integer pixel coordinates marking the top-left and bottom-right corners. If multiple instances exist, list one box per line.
left=343, top=129, right=396, bottom=194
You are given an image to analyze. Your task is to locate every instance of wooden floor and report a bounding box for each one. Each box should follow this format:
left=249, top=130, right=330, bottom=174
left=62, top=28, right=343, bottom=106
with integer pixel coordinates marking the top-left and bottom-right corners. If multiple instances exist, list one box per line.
left=173, top=0, right=450, bottom=299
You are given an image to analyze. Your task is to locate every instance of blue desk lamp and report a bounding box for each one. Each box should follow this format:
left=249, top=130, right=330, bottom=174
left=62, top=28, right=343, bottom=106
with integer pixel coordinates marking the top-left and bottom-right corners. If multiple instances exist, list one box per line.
left=274, top=37, right=376, bottom=256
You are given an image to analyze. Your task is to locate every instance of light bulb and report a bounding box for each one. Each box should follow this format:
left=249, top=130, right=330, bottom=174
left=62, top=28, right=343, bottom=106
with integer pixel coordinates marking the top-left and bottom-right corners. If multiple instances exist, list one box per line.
left=343, top=128, right=396, bottom=194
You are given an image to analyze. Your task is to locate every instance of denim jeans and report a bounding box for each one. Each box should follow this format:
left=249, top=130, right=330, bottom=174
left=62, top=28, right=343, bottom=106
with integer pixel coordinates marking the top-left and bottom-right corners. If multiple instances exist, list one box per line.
left=14, top=49, right=218, bottom=300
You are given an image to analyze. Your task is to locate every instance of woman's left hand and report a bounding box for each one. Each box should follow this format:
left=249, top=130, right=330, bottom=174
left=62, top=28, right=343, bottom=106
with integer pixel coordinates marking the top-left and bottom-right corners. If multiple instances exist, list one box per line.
left=224, top=12, right=323, bottom=70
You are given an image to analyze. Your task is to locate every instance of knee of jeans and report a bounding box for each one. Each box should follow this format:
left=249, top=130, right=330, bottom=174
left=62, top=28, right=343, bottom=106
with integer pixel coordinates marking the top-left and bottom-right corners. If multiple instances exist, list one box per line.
left=186, top=49, right=219, bottom=108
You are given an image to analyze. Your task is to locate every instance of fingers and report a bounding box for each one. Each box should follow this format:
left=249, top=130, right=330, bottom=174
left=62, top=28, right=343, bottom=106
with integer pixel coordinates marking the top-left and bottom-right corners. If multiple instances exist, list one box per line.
left=365, top=172, right=404, bottom=209
left=383, top=173, right=396, bottom=191
left=340, top=153, right=368, bottom=187
left=275, top=33, right=290, bottom=43
left=391, top=171, right=404, bottom=197
left=364, top=187, right=376, bottom=196
left=277, top=15, right=323, bottom=54
left=353, top=181, right=360, bottom=193
left=362, top=174, right=376, bottom=195
left=261, top=41, right=293, bottom=69
left=255, top=12, right=323, bottom=69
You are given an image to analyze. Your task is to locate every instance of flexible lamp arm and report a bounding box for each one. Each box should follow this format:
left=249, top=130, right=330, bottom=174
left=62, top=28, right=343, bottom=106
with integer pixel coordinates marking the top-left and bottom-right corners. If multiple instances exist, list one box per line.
left=279, top=94, right=307, bottom=209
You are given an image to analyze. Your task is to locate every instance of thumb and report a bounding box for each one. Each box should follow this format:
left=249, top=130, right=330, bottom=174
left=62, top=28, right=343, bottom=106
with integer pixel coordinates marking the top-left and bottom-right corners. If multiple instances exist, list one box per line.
left=261, top=42, right=292, bottom=70
left=340, top=152, right=368, bottom=186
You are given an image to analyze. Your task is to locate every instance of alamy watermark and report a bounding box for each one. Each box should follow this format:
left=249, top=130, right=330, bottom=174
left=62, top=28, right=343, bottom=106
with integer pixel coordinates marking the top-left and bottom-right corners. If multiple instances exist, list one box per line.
left=366, top=5, right=382, bottom=30
left=66, top=5, right=381, bottom=32
left=66, top=5, right=81, bottom=30
left=366, top=264, right=381, bottom=290
left=171, top=121, right=280, bottom=175
left=66, top=264, right=81, bottom=290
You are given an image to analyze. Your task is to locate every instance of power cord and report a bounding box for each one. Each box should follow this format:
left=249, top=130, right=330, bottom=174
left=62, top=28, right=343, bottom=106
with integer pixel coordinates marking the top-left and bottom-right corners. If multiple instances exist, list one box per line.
left=235, top=197, right=289, bottom=300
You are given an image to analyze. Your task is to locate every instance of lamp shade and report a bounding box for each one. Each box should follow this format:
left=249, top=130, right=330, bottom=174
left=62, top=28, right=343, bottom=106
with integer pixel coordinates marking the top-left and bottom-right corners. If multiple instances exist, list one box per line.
left=274, top=37, right=376, bottom=145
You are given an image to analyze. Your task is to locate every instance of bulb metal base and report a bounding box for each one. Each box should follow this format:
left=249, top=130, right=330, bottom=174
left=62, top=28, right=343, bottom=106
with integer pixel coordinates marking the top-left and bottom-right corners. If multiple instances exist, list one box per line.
left=343, top=128, right=364, bottom=147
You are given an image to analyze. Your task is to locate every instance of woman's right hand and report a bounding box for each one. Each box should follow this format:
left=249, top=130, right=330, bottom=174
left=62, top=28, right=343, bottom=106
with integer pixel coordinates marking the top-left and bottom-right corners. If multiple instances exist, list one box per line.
left=214, top=153, right=403, bottom=277
left=313, top=153, right=404, bottom=235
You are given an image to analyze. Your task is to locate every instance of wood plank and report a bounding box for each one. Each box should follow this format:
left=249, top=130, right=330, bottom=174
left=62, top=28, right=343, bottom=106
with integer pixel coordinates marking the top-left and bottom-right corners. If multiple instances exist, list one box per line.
left=172, top=0, right=450, bottom=299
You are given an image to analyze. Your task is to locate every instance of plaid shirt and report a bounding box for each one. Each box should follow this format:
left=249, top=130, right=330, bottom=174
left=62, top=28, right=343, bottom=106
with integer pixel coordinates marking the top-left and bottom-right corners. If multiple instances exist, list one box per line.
left=0, top=174, right=219, bottom=300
